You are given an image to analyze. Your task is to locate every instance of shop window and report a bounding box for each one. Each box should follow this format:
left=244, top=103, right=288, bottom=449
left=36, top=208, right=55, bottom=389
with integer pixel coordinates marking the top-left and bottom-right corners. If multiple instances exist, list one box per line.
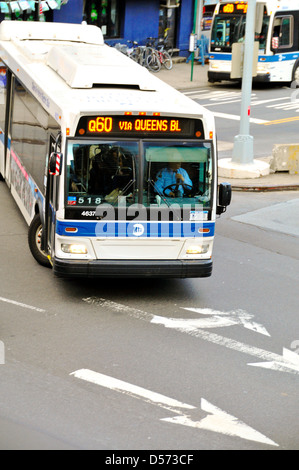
left=85, top=0, right=121, bottom=38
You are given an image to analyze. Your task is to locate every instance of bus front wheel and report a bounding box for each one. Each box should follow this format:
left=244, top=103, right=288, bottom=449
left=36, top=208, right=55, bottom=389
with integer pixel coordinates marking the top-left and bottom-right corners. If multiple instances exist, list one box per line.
left=292, top=63, right=299, bottom=88
left=28, top=214, right=51, bottom=268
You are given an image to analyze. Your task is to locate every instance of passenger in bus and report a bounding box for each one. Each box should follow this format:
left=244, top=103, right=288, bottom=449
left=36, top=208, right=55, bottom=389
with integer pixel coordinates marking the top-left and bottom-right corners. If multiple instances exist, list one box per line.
left=89, top=147, right=132, bottom=198
left=89, top=152, right=117, bottom=195
left=154, top=162, right=192, bottom=197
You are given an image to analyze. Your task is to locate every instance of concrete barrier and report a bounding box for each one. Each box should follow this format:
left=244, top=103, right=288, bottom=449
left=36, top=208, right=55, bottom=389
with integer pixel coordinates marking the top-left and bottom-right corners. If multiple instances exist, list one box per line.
left=271, top=144, right=299, bottom=174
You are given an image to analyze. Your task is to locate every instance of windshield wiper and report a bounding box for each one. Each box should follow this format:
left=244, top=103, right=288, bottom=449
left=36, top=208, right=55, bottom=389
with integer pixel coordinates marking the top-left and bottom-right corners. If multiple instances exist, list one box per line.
left=148, top=179, right=172, bottom=208
left=106, top=179, right=136, bottom=206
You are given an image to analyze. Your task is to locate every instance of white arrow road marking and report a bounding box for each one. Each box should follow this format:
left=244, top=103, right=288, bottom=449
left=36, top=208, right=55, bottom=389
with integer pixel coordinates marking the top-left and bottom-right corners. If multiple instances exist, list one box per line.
left=71, top=369, right=278, bottom=447
left=0, top=296, right=45, bottom=313
left=248, top=348, right=299, bottom=374
left=83, top=298, right=299, bottom=375
left=163, top=399, right=278, bottom=447
left=181, top=308, right=270, bottom=336
left=152, top=315, right=299, bottom=375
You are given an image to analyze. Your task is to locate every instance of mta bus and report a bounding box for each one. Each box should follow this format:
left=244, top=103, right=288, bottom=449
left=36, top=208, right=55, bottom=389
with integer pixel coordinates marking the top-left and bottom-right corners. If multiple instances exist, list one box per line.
left=0, top=21, right=231, bottom=279
left=208, top=0, right=299, bottom=85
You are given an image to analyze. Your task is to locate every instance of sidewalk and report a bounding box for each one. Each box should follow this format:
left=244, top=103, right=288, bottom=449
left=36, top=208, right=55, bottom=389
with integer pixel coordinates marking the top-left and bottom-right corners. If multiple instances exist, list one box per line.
left=151, top=61, right=299, bottom=192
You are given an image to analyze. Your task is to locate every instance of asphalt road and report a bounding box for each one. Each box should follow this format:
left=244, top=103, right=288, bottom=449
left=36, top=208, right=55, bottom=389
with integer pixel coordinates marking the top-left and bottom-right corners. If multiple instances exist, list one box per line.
left=0, top=179, right=299, bottom=450
left=184, top=82, right=299, bottom=160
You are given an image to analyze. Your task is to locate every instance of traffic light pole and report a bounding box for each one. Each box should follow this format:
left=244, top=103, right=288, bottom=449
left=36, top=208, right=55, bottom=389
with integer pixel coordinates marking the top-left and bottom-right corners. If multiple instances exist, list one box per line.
left=218, top=0, right=270, bottom=178
left=232, top=0, right=256, bottom=164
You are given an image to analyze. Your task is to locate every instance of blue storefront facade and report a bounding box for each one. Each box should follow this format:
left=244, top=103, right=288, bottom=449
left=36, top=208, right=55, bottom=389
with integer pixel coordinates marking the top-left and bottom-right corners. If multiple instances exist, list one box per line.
left=53, top=0, right=194, bottom=57
left=0, top=1, right=217, bottom=58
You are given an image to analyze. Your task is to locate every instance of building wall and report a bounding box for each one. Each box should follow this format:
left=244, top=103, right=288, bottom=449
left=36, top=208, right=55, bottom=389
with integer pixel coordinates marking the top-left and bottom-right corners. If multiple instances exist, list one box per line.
left=123, top=0, right=160, bottom=44
left=178, top=0, right=194, bottom=56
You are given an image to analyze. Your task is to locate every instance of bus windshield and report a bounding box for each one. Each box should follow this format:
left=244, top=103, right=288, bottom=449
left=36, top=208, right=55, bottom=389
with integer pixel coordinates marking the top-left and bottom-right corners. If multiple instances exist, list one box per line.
left=67, top=140, right=138, bottom=207
left=144, top=141, right=212, bottom=208
left=66, top=140, right=213, bottom=211
left=211, top=14, right=270, bottom=52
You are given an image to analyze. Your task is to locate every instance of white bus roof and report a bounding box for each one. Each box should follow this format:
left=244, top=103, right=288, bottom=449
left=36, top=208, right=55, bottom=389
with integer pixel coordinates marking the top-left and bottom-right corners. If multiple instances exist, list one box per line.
left=0, top=20, right=104, bottom=44
left=0, top=21, right=212, bottom=131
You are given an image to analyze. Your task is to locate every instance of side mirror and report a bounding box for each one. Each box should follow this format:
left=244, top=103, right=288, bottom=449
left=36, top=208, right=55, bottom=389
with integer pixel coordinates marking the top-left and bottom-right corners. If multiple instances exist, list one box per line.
left=49, top=152, right=62, bottom=176
left=217, top=182, right=231, bottom=215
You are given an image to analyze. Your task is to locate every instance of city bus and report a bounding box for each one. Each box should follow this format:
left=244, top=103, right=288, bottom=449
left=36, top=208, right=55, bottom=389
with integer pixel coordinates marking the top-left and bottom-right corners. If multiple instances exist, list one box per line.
left=208, top=0, right=299, bottom=85
left=0, top=20, right=231, bottom=279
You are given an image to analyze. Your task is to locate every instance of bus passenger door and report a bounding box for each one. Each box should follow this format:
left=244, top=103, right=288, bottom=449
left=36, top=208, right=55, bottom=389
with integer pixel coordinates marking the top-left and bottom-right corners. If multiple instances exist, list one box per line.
left=43, top=133, right=61, bottom=263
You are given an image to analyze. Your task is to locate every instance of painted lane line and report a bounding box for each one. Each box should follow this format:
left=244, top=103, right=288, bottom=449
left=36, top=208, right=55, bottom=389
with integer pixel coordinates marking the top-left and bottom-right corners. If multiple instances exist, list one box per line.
left=71, top=369, right=278, bottom=447
left=83, top=298, right=299, bottom=374
left=83, top=297, right=153, bottom=322
left=212, top=112, right=268, bottom=124
left=250, top=97, right=290, bottom=106
left=151, top=315, right=299, bottom=374
left=0, top=296, right=45, bottom=313
left=184, top=90, right=208, bottom=95
left=263, top=116, right=299, bottom=125
left=202, top=99, right=246, bottom=106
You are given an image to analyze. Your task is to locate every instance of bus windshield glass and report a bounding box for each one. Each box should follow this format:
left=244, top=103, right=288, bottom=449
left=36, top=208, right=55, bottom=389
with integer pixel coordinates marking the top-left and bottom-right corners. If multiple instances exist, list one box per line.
left=211, top=14, right=269, bottom=52
left=67, top=141, right=139, bottom=207
left=66, top=140, right=212, bottom=211
left=143, top=141, right=212, bottom=208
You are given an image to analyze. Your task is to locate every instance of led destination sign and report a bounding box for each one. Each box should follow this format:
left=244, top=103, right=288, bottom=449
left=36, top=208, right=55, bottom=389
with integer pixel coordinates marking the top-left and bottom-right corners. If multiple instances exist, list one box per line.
left=219, top=3, right=248, bottom=14
left=76, top=116, right=204, bottom=139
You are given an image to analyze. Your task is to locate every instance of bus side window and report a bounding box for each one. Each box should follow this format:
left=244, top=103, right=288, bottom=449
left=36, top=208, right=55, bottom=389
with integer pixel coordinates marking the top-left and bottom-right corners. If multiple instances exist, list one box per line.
left=272, top=16, right=293, bottom=49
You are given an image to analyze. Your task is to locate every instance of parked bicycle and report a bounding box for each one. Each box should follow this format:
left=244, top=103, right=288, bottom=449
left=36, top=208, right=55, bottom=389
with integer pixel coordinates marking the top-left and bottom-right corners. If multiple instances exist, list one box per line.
left=147, top=37, right=173, bottom=70
left=113, top=37, right=172, bottom=73
left=114, top=39, right=161, bottom=73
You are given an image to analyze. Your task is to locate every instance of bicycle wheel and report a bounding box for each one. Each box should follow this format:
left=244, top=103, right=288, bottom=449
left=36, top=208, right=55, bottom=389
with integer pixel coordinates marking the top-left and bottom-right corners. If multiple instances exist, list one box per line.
left=161, top=50, right=173, bottom=70
left=146, top=49, right=161, bottom=73
left=164, top=40, right=174, bottom=57
left=130, top=50, right=140, bottom=63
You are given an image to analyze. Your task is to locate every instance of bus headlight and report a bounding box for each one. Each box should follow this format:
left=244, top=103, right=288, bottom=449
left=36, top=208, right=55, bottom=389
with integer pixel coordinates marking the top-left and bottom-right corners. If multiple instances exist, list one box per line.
left=186, top=244, right=209, bottom=255
left=257, top=63, right=269, bottom=73
left=61, top=243, right=88, bottom=254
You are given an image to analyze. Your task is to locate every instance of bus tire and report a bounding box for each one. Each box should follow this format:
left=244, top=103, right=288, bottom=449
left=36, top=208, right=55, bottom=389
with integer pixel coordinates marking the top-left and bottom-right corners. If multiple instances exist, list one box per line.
left=28, top=214, right=51, bottom=268
left=292, top=62, right=299, bottom=88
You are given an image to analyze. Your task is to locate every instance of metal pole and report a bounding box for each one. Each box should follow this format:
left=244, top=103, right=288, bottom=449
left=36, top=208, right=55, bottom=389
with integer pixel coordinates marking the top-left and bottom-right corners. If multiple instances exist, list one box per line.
left=191, top=0, right=198, bottom=82
left=196, top=0, right=204, bottom=40
left=232, top=0, right=257, bottom=164
left=35, top=0, right=41, bottom=21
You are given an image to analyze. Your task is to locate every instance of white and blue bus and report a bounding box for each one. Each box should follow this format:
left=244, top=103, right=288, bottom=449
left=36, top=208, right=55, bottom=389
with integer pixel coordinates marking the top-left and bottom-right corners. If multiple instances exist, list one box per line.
left=208, top=0, right=299, bottom=85
left=0, top=20, right=231, bottom=279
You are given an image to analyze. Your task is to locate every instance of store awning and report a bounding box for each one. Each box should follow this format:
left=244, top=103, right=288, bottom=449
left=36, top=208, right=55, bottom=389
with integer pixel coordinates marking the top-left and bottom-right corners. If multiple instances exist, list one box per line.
left=0, top=0, right=65, bottom=13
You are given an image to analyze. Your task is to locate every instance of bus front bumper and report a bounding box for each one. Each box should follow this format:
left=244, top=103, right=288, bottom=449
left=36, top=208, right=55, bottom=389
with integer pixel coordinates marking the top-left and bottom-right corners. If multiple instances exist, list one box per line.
left=208, top=70, right=270, bottom=83
left=53, top=258, right=213, bottom=279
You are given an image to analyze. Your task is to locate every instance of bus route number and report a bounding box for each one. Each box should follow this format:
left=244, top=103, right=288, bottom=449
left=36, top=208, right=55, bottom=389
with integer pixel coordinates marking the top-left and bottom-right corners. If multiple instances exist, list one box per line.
left=88, top=117, right=112, bottom=133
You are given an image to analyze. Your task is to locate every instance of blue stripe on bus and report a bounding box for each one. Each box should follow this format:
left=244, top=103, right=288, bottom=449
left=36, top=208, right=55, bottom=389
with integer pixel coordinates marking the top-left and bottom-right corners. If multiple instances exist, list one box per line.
left=56, top=220, right=215, bottom=238
left=258, top=52, right=299, bottom=62
left=210, top=52, right=299, bottom=63
left=209, top=53, right=232, bottom=60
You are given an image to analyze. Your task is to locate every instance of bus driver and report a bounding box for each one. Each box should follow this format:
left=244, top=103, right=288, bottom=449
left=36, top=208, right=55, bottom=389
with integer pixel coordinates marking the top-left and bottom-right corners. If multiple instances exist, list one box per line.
left=154, top=162, right=193, bottom=198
